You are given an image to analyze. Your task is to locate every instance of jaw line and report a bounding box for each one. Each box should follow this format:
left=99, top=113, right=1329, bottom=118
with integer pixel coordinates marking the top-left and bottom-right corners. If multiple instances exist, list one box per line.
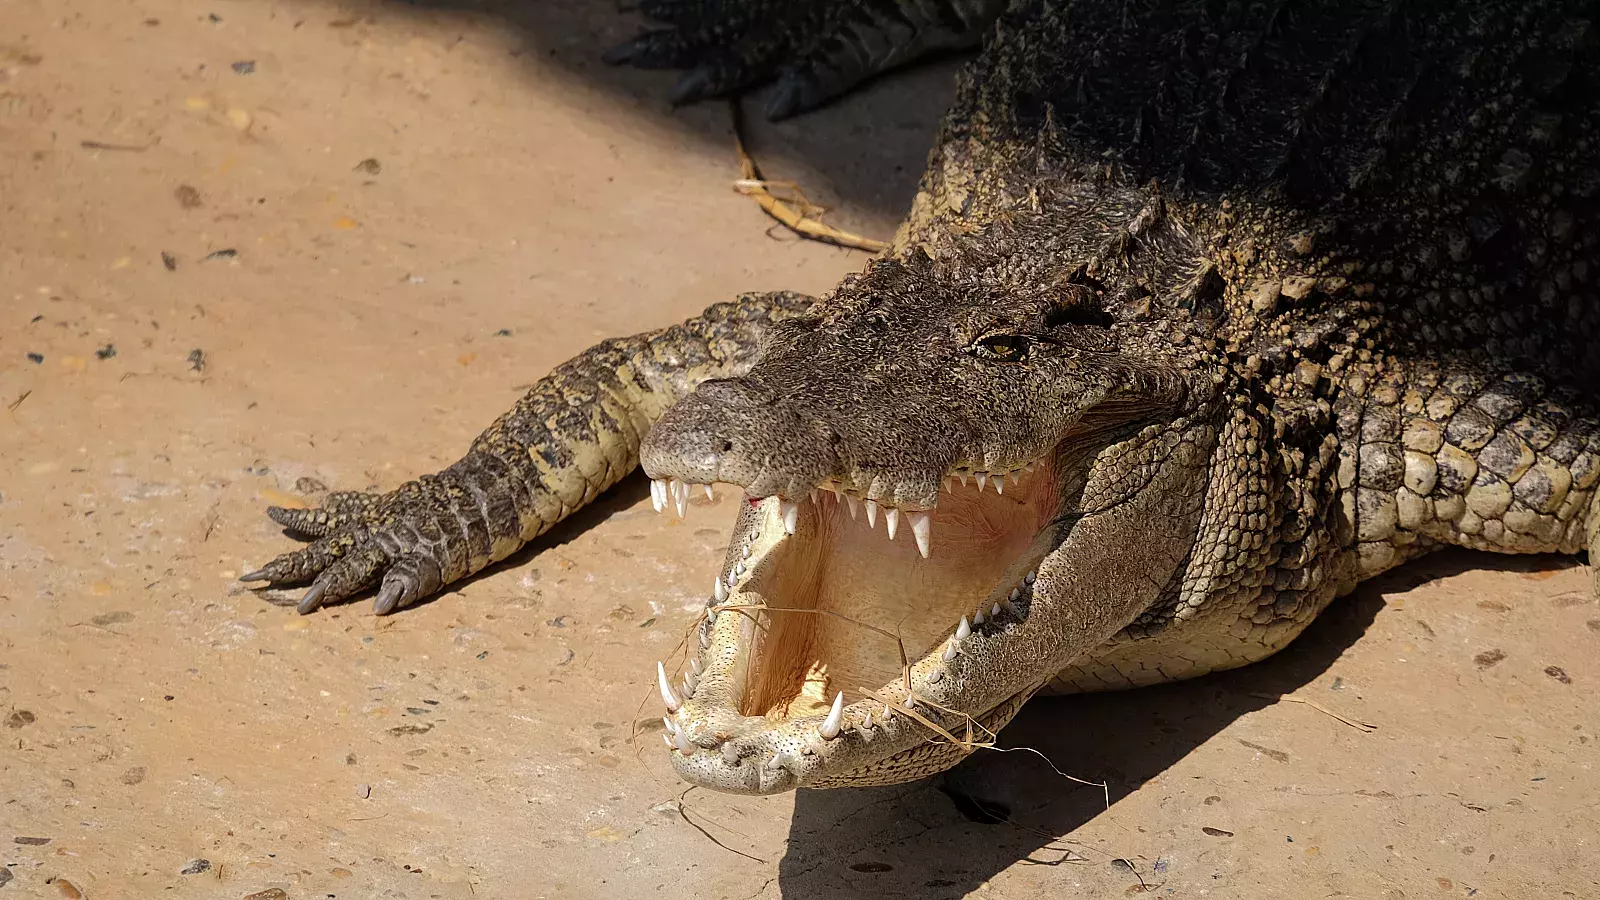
left=661, top=483, right=1073, bottom=794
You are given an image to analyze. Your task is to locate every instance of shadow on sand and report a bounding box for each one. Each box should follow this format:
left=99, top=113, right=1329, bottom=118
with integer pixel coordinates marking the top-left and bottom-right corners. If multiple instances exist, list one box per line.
left=361, top=0, right=963, bottom=224
left=768, top=549, right=1576, bottom=897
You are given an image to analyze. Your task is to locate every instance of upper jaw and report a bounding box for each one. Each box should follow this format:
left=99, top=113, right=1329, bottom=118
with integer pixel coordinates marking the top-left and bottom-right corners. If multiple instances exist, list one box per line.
left=642, top=467, right=1068, bottom=794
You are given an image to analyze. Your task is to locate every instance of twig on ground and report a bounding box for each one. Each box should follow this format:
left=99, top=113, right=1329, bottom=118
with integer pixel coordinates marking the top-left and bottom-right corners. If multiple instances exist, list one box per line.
left=675, top=787, right=768, bottom=864
left=1249, top=691, right=1376, bottom=732
left=729, top=100, right=890, bottom=253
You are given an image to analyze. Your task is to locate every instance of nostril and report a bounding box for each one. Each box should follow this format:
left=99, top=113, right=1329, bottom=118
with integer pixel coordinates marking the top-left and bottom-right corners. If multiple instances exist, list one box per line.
left=719, top=440, right=734, bottom=453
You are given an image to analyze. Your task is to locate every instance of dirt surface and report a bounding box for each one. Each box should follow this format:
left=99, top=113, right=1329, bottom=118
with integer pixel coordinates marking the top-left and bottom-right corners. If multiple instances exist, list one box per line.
left=2, top=1, right=1597, bottom=898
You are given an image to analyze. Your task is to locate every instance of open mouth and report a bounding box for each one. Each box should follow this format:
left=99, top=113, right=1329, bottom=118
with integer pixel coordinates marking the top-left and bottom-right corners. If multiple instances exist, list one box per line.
left=645, top=461, right=1063, bottom=793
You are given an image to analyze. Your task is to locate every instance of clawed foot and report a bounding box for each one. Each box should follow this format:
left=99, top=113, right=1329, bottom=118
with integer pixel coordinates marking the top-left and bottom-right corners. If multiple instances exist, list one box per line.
left=242, top=486, right=453, bottom=615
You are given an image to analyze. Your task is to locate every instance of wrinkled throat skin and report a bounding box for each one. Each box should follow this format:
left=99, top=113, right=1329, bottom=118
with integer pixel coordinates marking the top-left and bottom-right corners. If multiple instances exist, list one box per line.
left=639, top=211, right=1227, bottom=794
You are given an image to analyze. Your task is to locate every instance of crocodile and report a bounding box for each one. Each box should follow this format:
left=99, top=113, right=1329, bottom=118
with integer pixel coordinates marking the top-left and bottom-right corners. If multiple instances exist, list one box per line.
left=245, top=0, right=1600, bottom=795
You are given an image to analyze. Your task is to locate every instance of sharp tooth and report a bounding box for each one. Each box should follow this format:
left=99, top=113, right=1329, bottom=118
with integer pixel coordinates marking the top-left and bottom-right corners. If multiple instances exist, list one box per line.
left=704, top=484, right=715, bottom=500
left=957, top=472, right=968, bottom=487
left=690, top=658, right=702, bottom=675
left=943, top=641, right=958, bottom=661
left=903, top=694, right=917, bottom=709
left=863, top=712, right=873, bottom=729
left=663, top=716, right=677, bottom=734
left=1025, top=463, right=1035, bottom=473
left=994, top=476, right=1004, bottom=495
left=672, top=480, right=689, bottom=517
left=992, top=602, right=1002, bottom=618
left=882, top=702, right=893, bottom=718
left=884, top=507, right=900, bottom=539
left=809, top=489, right=819, bottom=506
left=909, top=511, right=931, bottom=558
left=976, top=473, right=988, bottom=490
left=673, top=729, right=695, bottom=754
left=722, top=743, right=740, bottom=765
left=942, top=477, right=952, bottom=493
left=700, top=629, right=711, bottom=649
left=1025, top=570, right=1037, bottom=584
left=846, top=494, right=861, bottom=519
left=714, top=578, right=728, bottom=603
left=1009, top=587, right=1021, bottom=601
left=735, top=561, right=745, bottom=576
left=766, top=753, right=783, bottom=770
left=657, top=661, right=682, bottom=712
left=683, top=673, right=698, bottom=697
left=973, top=608, right=985, bottom=626
left=727, top=570, right=738, bottom=588
left=781, top=500, right=799, bottom=534
left=956, top=616, right=971, bottom=640
left=662, top=733, right=674, bottom=749
left=819, top=691, right=845, bottom=740
left=1008, top=471, right=1019, bottom=486
left=650, top=479, right=666, bottom=512
left=865, top=499, right=879, bottom=528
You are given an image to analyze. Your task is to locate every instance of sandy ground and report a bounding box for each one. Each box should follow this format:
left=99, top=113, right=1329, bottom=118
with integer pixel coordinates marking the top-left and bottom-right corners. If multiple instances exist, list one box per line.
left=2, top=1, right=1597, bottom=898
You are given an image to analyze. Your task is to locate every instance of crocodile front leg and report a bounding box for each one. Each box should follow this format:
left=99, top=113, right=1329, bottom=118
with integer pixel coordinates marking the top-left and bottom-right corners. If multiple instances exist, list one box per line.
left=1337, top=362, right=1600, bottom=578
left=242, top=291, right=815, bottom=614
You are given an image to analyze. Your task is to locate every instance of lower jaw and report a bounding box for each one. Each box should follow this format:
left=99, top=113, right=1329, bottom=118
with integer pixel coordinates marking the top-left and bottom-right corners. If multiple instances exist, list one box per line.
left=659, top=474, right=1060, bottom=794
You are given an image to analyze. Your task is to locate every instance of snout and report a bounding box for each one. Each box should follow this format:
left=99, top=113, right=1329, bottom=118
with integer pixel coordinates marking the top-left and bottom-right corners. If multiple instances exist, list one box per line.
left=641, top=377, right=841, bottom=500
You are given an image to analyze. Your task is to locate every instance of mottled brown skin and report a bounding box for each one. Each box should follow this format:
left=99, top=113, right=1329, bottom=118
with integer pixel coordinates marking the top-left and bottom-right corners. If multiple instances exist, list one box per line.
left=249, top=0, right=1600, bottom=792
left=244, top=293, right=815, bottom=614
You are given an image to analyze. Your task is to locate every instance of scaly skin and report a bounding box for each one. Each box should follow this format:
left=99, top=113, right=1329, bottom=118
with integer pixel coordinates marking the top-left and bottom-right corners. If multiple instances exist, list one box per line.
left=244, top=292, right=814, bottom=613
left=250, top=0, right=1600, bottom=793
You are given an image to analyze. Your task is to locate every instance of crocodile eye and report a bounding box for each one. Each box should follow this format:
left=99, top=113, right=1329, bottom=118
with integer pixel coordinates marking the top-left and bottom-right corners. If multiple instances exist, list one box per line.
left=972, top=334, right=1030, bottom=362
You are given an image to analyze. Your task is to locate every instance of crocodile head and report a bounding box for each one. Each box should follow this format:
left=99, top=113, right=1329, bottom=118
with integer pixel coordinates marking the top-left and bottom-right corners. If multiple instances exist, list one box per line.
left=641, top=187, right=1223, bottom=793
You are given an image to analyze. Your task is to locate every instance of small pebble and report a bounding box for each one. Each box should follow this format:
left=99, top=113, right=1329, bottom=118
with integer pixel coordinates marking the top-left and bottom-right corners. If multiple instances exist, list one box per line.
left=95, top=344, right=116, bottom=360
left=174, top=184, right=203, bottom=208
left=204, top=249, right=238, bottom=261
left=4, top=710, right=35, bottom=728
left=14, top=836, right=51, bottom=845
left=0, top=867, right=11, bottom=887
left=231, top=60, right=255, bottom=74
left=180, top=858, right=211, bottom=875
left=186, top=349, right=206, bottom=372
left=120, top=766, right=146, bottom=785
left=356, top=783, right=372, bottom=798
left=161, top=251, right=178, bottom=270
left=244, top=890, right=288, bottom=900
left=1202, top=826, right=1234, bottom=837
left=26, top=352, right=43, bottom=364
left=50, top=877, right=82, bottom=899
left=354, top=157, right=381, bottom=175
